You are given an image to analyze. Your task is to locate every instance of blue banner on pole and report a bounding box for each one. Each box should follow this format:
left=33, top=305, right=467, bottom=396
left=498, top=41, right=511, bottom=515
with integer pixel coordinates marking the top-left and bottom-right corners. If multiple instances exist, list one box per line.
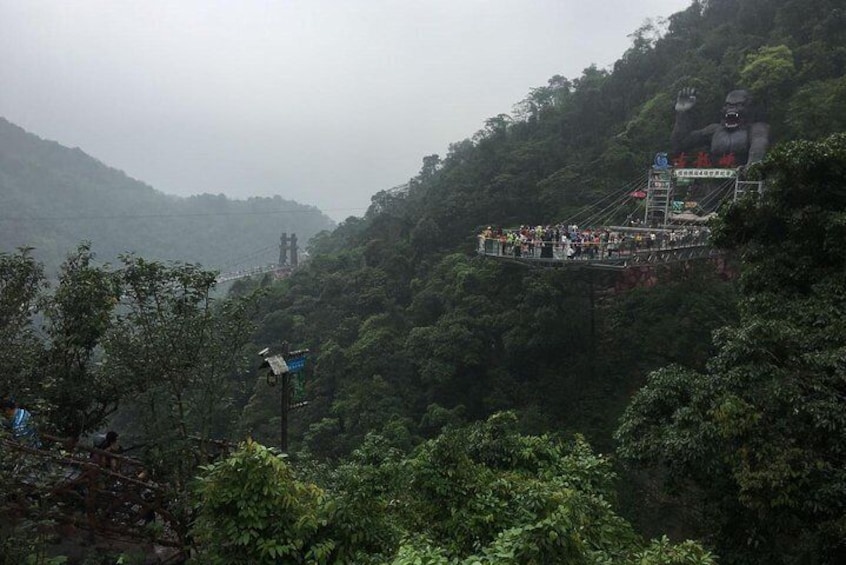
left=286, top=357, right=307, bottom=372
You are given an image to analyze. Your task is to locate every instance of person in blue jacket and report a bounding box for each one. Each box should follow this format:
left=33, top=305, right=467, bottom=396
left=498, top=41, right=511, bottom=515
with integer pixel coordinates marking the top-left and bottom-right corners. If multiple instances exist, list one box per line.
left=1, top=398, right=41, bottom=449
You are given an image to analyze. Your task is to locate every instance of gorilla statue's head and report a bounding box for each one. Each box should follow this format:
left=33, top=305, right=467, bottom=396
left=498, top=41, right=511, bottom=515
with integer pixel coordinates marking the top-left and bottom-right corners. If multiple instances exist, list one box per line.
left=722, top=89, right=752, bottom=129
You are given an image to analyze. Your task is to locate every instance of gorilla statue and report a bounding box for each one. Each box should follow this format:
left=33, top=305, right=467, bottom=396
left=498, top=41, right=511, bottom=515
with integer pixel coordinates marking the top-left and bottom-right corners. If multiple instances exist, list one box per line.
left=671, top=87, right=770, bottom=166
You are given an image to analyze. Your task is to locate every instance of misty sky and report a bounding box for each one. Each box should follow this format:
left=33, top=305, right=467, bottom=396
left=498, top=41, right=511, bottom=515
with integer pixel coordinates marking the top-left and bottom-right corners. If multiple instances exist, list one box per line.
left=1, top=0, right=690, bottom=222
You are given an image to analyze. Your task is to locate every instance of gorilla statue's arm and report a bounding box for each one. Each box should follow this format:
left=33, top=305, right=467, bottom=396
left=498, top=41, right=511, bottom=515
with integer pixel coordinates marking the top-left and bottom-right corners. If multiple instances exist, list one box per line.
left=670, top=87, right=719, bottom=154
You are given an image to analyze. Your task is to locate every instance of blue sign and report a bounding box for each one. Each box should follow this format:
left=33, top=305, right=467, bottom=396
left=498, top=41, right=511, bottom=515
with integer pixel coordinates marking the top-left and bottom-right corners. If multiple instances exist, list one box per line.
left=654, top=152, right=669, bottom=169
left=286, top=356, right=307, bottom=372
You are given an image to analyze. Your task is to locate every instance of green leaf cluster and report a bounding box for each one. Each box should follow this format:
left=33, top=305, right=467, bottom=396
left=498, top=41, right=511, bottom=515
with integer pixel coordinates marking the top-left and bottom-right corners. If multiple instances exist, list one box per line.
left=192, top=440, right=325, bottom=564
left=192, top=413, right=715, bottom=564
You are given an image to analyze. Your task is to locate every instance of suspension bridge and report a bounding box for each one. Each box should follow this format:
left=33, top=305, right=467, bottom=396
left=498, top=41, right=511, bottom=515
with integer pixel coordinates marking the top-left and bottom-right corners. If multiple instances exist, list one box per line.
left=214, top=231, right=301, bottom=283
left=215, top=262, right=290, bottom=283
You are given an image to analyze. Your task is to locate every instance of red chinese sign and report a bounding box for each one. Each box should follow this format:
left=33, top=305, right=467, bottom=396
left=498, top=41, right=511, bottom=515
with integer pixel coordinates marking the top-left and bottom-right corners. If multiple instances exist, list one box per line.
left=671, top=152, right=737, bottom=169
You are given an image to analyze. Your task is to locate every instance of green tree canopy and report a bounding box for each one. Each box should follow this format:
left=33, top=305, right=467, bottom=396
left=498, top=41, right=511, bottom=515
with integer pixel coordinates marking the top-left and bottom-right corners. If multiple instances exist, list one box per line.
left=193, top=413, right=716, bottom=564
left=616, top=133, right=846, bottom=564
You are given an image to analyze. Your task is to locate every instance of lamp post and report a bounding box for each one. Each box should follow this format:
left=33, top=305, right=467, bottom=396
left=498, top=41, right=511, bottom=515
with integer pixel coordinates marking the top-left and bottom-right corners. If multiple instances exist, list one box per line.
left=260, top=345, right=290, bottom=451
left=259, top=344, right=309, bottom=453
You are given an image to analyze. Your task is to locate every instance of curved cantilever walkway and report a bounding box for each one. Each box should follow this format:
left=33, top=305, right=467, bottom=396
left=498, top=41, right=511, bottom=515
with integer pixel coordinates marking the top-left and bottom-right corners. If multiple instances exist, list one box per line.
left=477, top=226, right=719, bottom=270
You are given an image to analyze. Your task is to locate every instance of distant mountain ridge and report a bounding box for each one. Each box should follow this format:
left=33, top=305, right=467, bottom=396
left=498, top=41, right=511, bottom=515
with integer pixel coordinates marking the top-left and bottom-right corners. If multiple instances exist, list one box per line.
left=0, top=117, right=335, bottom=274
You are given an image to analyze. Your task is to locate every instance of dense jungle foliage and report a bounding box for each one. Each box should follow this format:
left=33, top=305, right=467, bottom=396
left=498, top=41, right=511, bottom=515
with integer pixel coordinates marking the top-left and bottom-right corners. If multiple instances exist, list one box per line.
left=0, top=117, right=335, bottom=276
left=239, top=0, right=843, bottom=479
left=2, top=0, right=846, bottom=562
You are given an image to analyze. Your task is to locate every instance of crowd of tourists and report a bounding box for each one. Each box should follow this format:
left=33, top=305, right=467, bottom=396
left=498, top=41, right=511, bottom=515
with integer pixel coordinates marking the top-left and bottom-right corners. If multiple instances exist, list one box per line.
left=478, top=224, right=711, bottom=260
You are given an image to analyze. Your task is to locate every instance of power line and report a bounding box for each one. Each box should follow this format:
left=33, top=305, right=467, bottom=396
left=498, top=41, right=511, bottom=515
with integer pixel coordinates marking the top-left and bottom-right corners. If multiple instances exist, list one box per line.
left=0, top=207, right=367, bottom=222
left=218, top=245, right=278, bottom=272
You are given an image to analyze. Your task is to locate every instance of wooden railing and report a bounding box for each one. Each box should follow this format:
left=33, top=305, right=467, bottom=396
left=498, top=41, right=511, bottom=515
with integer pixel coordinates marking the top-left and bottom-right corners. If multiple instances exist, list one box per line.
left=2, top=434, right=184, bottom=552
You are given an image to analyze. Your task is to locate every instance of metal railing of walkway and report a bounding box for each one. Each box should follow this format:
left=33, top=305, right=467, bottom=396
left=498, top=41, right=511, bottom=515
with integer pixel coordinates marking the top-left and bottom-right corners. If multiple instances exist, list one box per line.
left=215, top=263, right=292, bottom=283
left=477, top=226, right=717, bottom=270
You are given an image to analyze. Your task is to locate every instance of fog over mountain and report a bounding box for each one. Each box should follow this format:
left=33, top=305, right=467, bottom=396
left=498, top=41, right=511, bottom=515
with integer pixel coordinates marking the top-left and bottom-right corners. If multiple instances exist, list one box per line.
left=0, top=0, right=690, bottom=222
left=0, top=117, right=335, bottom=275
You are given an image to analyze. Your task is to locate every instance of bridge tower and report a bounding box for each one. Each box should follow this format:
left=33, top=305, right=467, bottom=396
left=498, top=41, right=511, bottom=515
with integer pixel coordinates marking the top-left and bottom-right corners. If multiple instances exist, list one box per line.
left=279, top=232, right=289, bottom=266
left=644, top=163, right=673, bottom=227
left=290, top=234, right=298, bottom=267
left=278, top=232, right=299, bottom=267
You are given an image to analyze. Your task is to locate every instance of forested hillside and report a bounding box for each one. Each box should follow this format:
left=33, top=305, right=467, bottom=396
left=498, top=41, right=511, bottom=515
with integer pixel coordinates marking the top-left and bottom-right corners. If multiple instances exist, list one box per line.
left=233, top=0, right=845, bottom=561
left=0, top=117, right=335, bottom=275
left=246, top=0, right=844, bottom=454
left=2, top=0, right=846, bottom=562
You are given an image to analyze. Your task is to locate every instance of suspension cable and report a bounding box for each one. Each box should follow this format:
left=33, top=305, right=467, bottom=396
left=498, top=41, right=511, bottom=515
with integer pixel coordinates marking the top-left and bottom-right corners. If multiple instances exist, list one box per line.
left=579, top=178, right=645, bottom=227
left=564, top=173, right=647, bottom=227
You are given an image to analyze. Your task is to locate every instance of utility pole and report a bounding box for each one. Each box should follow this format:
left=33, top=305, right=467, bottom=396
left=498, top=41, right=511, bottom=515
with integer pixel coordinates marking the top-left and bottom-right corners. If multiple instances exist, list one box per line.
left=278, top=341, right=290, bottom=452
left=280, top=372, right=290, bottom=452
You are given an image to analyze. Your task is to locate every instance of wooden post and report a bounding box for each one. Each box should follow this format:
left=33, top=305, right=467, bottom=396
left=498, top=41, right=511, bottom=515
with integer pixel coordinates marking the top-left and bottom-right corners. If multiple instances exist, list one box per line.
left=85, top=469, right=98, bottom=542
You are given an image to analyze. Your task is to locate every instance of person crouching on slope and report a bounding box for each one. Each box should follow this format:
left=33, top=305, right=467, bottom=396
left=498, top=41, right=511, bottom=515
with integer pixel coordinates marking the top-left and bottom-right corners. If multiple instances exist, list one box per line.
left=1, top=398, right=42, bottom=449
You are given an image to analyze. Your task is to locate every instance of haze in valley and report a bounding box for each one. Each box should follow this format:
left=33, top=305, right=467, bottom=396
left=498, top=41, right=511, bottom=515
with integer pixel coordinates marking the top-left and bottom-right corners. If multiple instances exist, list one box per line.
left=0, top=0, right=690, bottom=221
